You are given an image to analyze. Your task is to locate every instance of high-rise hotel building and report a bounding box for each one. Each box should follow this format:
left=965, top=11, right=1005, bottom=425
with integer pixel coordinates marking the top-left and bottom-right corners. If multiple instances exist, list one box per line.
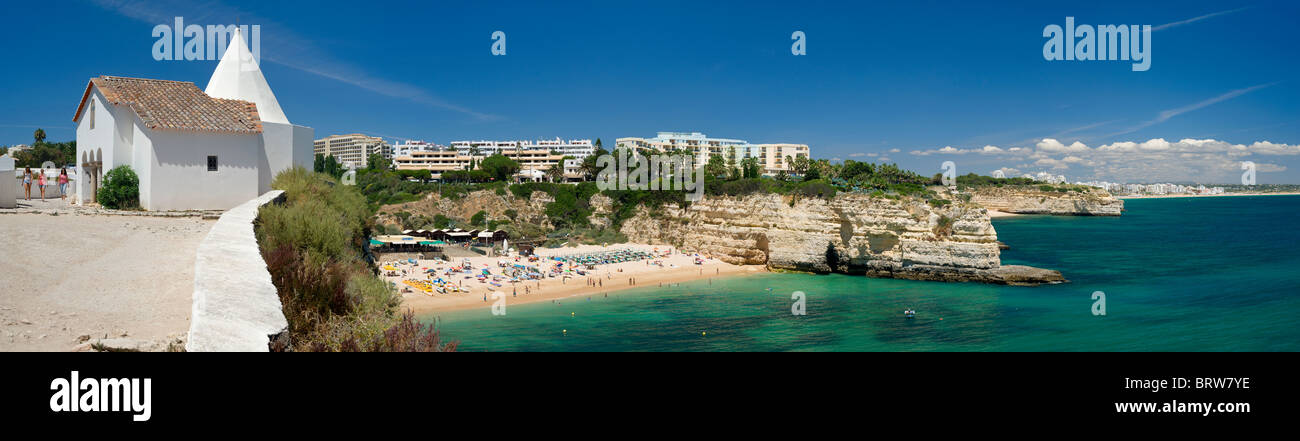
left=313, top=134, right=391, bottom=169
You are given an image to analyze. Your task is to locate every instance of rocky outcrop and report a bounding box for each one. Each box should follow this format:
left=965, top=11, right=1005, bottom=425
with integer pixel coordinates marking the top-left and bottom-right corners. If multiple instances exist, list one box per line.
left=621, top=193, right=1064, bottom=286
left=377, top=189, right=554, bottom=229
left=969, top=187, right=1123, bottom=216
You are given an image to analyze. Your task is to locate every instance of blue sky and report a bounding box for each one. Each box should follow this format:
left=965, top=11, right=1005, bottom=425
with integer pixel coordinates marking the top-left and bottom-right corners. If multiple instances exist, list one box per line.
left=2, top=0, right=1297, bottom=183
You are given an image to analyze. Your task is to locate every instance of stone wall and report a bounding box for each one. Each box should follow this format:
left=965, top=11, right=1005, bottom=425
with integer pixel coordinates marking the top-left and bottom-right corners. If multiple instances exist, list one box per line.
left=186, top=191, right=288, bottom=352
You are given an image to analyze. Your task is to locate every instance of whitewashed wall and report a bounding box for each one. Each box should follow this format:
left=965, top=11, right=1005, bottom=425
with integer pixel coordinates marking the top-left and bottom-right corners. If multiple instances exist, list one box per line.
left=0, top=156, right=13, bottom=208
left=145, top=130, right=261, bottom=211
left=74, top=89, right=117, bottom=205
left=187, top=190, right=287, bottom=352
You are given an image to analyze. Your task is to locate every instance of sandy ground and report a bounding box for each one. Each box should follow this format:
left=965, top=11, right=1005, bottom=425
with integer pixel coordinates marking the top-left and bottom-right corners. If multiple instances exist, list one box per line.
left=1116, top=192, right=1300, bottom=199
left=0, top=210, right=213, bottom=351
left=986, top=209, right=1021, bottom=218
left=386, top=243, right=765, bottom=315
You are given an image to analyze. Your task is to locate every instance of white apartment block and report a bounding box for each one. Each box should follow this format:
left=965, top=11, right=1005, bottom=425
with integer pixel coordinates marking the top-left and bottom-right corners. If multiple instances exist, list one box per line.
left=314, top=133, right=391, bottom=169
left=615, top=131, right=810, bottom=175
left=450, top=140, right=521, bottom=156
left=392, top=140, right=446, bottom=158
left=526, top=138, right=595, bottom=158
left=393, top=149, right=569, bottom=181
left=449, top=137, right=595, bottom=159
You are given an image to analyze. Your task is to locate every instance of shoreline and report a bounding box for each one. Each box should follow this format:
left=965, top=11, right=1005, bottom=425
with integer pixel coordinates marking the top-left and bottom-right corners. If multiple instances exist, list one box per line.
left=389, top=244, right=767, bottom=315
left=1116, top=192, right=1300, bottom=200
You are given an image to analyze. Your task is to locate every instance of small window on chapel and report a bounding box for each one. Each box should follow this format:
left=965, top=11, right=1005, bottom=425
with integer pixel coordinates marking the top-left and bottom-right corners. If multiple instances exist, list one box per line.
left=207, top=156, right=218, bottom=171
left=89, top=99, right=95, bottom=130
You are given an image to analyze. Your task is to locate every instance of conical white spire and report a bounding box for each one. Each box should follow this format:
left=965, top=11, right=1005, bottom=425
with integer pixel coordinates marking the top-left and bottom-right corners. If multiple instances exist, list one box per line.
left=205, top=27, right=290, bottom=125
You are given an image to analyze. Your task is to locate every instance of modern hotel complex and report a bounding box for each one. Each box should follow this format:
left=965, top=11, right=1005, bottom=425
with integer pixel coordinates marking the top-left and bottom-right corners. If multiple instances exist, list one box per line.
left=314, top=132, right=810, bottom=180
left=389, top=138, right=594, bottom=180
left=313, top=133, right=391, bottom=169
left=393, top=148, right=570, bottom=176
left=392, top=140, right=446, bottom=158
left=449, top=138, right=595, bottom=158
left=616, top=132, right=810, bottom=175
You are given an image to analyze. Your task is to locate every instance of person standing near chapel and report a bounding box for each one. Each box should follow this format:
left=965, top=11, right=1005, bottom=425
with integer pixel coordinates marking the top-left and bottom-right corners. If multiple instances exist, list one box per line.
left=58, top=168, right=69, bottom=200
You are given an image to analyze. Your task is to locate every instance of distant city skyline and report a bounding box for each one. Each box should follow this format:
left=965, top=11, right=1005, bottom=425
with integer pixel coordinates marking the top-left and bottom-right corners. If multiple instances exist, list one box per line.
left=1, top=0, right=1297, bottom=183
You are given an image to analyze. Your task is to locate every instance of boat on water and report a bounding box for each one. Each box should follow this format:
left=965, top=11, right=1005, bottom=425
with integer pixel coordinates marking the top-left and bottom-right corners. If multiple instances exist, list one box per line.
left=904, top=309, right=916, bottom=318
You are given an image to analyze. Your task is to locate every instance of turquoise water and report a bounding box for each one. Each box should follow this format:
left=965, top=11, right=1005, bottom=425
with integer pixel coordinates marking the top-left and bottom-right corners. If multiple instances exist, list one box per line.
left=426, top=195, right=1300, bottom=351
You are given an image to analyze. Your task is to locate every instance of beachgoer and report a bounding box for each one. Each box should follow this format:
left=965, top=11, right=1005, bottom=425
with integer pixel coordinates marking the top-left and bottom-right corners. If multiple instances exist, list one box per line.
left=22, top=168, right=32, bottom=200
left=58, top=169, right=69, bottom=200
left=37, top=170, right=46, bottom=200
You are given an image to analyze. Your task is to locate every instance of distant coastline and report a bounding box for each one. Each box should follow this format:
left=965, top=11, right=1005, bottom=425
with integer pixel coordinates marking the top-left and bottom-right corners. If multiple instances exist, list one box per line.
left=1116, top=191, right=1300, bottom=200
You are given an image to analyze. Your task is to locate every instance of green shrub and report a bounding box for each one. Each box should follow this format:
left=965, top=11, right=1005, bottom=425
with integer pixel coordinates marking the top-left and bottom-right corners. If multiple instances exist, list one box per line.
left=258, top=167, right=455, bottom=352
left=796, top=179, right=836, bottom=199
left=99, top=165, right=139, bottom=209
left=433, top=214, right=452, bottom=229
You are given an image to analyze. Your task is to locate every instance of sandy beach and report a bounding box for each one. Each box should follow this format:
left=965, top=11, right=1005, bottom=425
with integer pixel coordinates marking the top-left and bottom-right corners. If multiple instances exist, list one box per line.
left=1116, top=192, right=1300, bottom=199
left=0, top=207, right=213, bottom=351
left=386, top=243, right=764, bottom=315
left=986, top=209, right=1021, bottom=218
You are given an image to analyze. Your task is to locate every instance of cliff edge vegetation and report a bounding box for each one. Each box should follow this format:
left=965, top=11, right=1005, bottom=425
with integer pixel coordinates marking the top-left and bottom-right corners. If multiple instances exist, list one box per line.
left=255, top=167, right=457, bottom=352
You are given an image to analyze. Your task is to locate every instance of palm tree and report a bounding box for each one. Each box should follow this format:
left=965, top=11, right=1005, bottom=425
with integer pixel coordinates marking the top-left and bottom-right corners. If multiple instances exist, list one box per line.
left=33, top=128, right=46, bottom=144
left=545, top=162, right=565, bottom=183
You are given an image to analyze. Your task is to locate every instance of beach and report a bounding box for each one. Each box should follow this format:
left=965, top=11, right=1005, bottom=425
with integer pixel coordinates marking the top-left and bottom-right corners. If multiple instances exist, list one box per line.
left=0, top=208, right=214, bottom=351
left=388, top=243, right=764, bottom=315
left=435, top=196, right=1300, bottom=351
left=986, top=209, right=1021, bottom=218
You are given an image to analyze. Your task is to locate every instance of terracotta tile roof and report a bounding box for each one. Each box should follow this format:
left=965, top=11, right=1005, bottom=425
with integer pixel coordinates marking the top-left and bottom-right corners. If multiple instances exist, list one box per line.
left=73, top=76, right=262, bottom=134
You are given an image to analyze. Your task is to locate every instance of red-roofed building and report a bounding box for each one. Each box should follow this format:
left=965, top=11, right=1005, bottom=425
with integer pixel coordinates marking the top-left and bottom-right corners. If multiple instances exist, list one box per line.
left=72, top=28, right=312, bottom=210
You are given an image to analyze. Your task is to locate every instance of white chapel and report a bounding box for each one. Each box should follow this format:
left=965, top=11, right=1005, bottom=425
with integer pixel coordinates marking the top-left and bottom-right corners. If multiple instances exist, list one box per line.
left=72, top=28, right=312, bottom=211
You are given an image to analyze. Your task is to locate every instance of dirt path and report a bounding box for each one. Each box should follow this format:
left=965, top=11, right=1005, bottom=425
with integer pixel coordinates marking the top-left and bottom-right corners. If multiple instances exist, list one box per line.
left=0, top=212, right=214, bottom=351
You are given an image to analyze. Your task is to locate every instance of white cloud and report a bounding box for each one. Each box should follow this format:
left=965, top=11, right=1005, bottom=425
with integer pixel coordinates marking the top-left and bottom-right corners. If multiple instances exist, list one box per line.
left=909, top=137, right=1300, bottom=183
left=1036, top=138, right=1090, bottom=153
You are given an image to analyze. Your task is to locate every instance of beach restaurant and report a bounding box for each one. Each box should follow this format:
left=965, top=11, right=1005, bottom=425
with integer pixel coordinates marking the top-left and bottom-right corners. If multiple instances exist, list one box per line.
left=476, top=229, right=509, bottom=245
left=370, top=235, right=446, bottom=252
left=398, top=227, right=508, bottom=245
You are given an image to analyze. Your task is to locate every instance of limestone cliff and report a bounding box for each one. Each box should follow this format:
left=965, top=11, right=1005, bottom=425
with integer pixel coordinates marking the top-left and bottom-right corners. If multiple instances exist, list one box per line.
left=969, top=187, right=1123, bottom=216
left=377, top=189, right=554, bottom=230
left=620, top=193, right=1064, bottom=286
